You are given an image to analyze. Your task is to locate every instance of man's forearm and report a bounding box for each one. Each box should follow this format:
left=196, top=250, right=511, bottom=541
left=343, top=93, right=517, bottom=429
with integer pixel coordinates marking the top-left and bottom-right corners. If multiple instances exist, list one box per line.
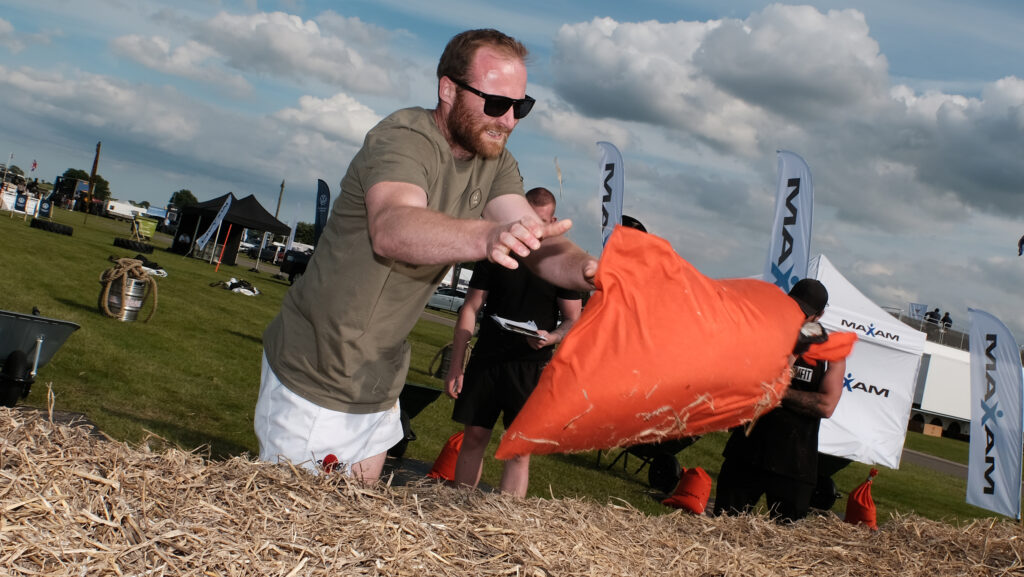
left=449, top=308, right=477, bottom=368
left=522, top=236, right=595, bottom=292
left=549, top=320, right=575, bottom=341
left=371, top=205, right=490, bottom=265
left=781, top=389, right=830, bottom=418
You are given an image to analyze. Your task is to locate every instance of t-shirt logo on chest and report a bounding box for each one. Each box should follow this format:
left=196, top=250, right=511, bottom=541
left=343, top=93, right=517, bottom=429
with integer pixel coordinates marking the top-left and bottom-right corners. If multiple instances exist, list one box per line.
left=793, top=366, right=813, bottom=383
left=469, top=189, right=482, bottom=209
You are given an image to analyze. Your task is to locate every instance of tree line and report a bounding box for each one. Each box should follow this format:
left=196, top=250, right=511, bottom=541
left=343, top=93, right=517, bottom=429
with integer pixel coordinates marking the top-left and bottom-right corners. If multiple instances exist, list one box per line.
left=53, top=169, right=315, bottom=245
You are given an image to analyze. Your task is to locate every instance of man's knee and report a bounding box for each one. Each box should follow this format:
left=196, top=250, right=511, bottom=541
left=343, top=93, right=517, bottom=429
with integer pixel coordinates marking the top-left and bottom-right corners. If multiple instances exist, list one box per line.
left=503, top=454, right=530, bottom=468
left=348, top=451, right=386, bottom=484
left=461, top=425, right=493, bottom=448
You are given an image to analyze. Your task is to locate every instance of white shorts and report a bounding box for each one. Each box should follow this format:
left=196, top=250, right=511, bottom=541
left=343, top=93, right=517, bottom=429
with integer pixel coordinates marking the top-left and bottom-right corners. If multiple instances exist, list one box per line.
left=254, top=353, right=404, bottom=474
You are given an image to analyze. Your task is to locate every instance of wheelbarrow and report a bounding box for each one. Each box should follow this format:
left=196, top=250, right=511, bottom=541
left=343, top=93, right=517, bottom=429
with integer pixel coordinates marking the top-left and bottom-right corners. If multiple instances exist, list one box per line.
left=0, top=309, right=80, bottom=407
left=598, top=436, right=702, bottom=494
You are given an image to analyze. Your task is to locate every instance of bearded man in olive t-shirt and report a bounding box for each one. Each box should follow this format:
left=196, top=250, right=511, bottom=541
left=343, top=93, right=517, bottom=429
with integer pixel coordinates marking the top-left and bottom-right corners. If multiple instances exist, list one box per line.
left=256, top=28, right=597, bottom=483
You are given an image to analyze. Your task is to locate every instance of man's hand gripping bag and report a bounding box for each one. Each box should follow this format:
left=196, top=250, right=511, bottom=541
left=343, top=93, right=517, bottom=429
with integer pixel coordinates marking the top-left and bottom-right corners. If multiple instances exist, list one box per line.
left=496, top=227, right=806, bottom=459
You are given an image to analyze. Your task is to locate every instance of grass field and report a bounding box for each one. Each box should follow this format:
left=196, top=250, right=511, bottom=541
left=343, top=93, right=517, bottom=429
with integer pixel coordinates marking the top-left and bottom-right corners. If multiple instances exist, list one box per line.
left=0, top=206, right=1001, bottom=524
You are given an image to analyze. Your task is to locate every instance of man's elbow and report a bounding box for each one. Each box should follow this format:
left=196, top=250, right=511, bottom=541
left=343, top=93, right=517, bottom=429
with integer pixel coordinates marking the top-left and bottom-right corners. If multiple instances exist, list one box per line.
left=820, top=401, right=840, bottom=419
left=368, top=224, right=403, bottom=261
left=457, top=306, right=478, bottom=323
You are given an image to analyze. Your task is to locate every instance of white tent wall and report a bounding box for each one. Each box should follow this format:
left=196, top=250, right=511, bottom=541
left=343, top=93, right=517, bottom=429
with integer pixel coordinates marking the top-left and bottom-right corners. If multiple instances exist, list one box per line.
left=808, top=255, right=927, bottom=469
left=916, top=341, right=971, bottom=422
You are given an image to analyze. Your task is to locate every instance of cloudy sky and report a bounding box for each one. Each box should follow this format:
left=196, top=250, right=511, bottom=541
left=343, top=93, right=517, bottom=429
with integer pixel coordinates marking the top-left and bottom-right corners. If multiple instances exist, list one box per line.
left=1, top=0, right=1022, bottom=337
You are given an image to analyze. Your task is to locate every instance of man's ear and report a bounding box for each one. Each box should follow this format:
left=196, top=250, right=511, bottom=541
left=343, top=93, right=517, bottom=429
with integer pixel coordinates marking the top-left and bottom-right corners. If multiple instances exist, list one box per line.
left=438, top=76, right=456, bottom=106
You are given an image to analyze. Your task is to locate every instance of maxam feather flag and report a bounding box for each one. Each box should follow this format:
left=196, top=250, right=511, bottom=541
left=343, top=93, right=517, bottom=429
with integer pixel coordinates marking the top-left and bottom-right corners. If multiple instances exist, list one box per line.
left=966, top=308, right=1022, bottom=519
left=314, top=179, right=330, bottom=247
left=764, top=150, right=813, bottom=292
left=597, top=141, right=623, bottom=247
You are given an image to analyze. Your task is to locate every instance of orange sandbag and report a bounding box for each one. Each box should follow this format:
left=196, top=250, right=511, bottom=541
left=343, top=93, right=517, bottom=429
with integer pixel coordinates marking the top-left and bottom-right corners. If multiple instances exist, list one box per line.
left=845, top=468, right=879, bottom=530
left=495, top=226, right=806, bottom=460
left=427, top=431, right=464, bottom=481
left=803, top=331, right=857, bottom=366
left=662, top=467, right=712, bottom=514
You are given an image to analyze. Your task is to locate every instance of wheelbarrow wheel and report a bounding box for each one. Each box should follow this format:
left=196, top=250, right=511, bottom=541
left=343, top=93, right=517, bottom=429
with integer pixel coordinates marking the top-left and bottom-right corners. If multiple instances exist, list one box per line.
left=648, top=453, right=681, bottom=494
left=387, top=409, right=415, bottom=459
left=0, top=350, right=32, bottom=408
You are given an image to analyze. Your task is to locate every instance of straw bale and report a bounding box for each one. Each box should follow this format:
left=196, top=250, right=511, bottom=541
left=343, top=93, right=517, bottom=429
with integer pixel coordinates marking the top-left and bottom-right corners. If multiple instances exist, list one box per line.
left=1, top=408, right=1022, bottom=576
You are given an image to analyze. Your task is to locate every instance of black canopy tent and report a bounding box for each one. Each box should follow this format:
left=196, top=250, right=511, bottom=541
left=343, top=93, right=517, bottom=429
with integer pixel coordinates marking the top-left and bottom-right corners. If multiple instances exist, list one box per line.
left=172, top=193, right=290, bottom=265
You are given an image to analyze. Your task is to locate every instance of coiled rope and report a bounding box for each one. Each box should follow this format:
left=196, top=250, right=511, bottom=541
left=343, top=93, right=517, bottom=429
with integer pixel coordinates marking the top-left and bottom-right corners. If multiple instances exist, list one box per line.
left=98, top=257, right=158, bottom=322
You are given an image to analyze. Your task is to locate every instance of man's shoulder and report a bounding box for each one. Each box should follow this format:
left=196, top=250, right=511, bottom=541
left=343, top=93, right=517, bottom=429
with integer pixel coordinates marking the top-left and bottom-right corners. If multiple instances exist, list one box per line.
left=366, top=108, right=437, bottom=141
left=355, top=108, right=448, bottom=175
left=377, top=107, right=434, bottom=129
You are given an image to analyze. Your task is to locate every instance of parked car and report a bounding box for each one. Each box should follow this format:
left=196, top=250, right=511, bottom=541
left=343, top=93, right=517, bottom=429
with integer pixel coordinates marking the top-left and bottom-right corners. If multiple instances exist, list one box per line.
left=426, top=286, right=466, bottom=313
left=279, top=249, right=313, bottom=284
left=247, top=244, right=284, bottom=265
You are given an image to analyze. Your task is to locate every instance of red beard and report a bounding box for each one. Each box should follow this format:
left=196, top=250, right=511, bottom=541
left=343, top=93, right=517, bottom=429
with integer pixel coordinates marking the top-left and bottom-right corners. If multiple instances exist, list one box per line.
left=447, top=92, right=509, bottom=159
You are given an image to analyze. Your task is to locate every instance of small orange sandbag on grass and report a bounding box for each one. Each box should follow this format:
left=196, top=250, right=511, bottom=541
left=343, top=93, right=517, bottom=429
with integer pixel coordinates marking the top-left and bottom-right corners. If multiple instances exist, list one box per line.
left=495, top=227, right=806, bottom=460
left=845, top=468, right=879, bottom=530
left=427, top=431, right=464, bottom=481
left=662, top=467, right=712, bottom=514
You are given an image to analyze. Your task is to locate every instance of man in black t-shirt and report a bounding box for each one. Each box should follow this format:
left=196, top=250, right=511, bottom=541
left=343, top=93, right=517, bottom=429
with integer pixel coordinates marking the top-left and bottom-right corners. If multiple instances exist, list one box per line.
left=713, top=278, right=846, bottom=522
left=444, top=187, right=583, bottom=497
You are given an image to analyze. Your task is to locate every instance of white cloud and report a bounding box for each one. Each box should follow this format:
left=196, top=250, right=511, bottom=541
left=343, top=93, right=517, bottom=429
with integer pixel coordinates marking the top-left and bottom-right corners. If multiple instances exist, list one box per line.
left=272, top=93, right=380, bottom=145
left=0, top=66, right=201, bottom=142
left=551, top=17, right=773, bottom=156
left=696, top=5, right=891, bottom=121
left=550, top=7, right=893, bottom=158
left=0, top=18, right=25, bottom=53
left=0, top=16, right=57, bottom=53
left=193, top=10, right=407, bottom=96
left=531, top=101, right=635, bottom=155
left=549, top=6, right=1024, bottom=232
left=111, top=34, right=251, bottom=95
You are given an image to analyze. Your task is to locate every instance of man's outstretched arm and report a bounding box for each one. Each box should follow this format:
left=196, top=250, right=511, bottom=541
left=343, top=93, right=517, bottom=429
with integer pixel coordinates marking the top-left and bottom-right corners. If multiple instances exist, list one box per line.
left=367, top=183, right=596, bottom=291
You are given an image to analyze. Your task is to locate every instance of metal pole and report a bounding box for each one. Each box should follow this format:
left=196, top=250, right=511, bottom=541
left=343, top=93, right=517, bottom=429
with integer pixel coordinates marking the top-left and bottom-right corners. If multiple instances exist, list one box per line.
left=84, top=141, right=101, bottom=223
left=255, top=179, right=285, bottom=274
left=209, top=219, right=223, bottom=265
left=275, top=179, right=285, bottom=219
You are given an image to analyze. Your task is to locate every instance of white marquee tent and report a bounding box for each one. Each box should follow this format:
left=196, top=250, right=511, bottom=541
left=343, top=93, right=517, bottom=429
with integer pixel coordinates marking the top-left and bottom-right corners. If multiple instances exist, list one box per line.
left=809, top=255, right=927, bottom=469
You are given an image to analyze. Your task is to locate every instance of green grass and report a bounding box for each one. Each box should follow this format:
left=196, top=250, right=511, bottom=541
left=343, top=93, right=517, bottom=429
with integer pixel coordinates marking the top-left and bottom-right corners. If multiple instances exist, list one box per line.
left=903, top=430, right=969, bottom=464
left=2, top=208, right=287, bottom=457
left=0, top=207, right=1002, bottom=524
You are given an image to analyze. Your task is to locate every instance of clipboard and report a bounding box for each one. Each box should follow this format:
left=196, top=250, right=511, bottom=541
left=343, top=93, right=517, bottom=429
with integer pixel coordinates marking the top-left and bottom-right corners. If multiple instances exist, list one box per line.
left=490, top=315, right=544, bottom=339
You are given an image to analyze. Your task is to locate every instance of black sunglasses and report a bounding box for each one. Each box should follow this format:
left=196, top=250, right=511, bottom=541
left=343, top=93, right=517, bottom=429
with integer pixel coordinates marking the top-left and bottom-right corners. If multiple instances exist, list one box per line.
left=450, top=77, right=535, bottom=119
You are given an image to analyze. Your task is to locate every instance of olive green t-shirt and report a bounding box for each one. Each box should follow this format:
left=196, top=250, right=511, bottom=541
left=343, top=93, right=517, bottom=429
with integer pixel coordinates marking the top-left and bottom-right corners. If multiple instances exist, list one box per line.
left=263, top=107, right=524, bottom=413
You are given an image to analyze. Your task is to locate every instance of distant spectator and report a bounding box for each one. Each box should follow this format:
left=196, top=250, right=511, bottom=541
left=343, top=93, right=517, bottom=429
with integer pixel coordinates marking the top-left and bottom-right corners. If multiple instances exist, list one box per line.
left=940, top=312, right=952, bottom=329
left=923, top=308, right=941, bottom=325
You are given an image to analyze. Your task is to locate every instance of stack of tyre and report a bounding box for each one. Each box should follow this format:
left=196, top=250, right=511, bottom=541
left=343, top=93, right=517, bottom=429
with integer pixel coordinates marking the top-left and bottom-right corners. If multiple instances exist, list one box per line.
left=29, top=218, right=73, bottom=236
left=113, top=237, right=154, bottom=254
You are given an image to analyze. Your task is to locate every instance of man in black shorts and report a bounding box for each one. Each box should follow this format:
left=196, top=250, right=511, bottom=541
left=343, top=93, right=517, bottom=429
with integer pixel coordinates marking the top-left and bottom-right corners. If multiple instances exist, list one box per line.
left=444, top=187, right=583, bottom=496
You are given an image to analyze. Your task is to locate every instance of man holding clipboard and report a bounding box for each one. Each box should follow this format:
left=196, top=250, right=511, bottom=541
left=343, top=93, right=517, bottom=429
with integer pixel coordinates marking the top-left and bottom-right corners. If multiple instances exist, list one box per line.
left=444, top=187, right=583, bottom=496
